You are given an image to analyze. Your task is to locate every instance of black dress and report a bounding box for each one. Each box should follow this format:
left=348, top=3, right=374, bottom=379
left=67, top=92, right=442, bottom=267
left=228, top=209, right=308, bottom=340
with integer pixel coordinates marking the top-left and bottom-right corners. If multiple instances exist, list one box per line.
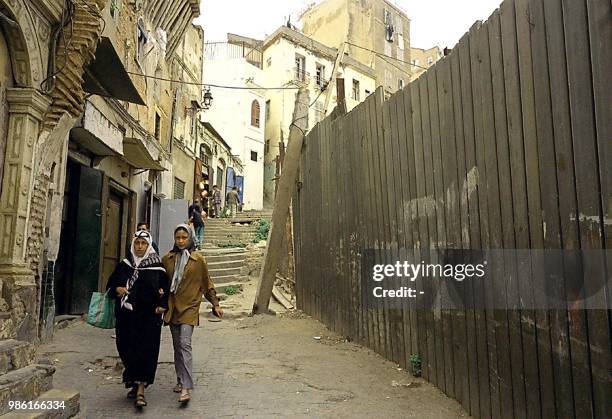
left=106, top=257, right=169, bottom=387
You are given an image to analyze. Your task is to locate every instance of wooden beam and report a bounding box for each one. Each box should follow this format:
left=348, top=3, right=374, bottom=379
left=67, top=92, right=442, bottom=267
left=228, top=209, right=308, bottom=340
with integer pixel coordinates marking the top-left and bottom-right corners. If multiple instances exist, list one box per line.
left=252, top=89, right=309, bottom=314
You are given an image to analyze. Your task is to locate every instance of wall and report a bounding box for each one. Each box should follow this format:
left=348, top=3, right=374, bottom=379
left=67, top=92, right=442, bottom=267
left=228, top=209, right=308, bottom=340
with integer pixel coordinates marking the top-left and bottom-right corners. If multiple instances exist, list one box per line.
left=293, top=0, right=611, bottom=418
left=203, top=42, right=266, bottom=210
left=300, top=0, right=411, bottom=95
left=410, top=46, right=443, bottom=80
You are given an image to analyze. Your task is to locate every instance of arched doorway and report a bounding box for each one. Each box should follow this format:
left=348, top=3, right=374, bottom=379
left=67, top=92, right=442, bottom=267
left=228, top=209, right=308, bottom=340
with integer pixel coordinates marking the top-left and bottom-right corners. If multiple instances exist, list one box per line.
left=0, top=25, right=14, bottom=188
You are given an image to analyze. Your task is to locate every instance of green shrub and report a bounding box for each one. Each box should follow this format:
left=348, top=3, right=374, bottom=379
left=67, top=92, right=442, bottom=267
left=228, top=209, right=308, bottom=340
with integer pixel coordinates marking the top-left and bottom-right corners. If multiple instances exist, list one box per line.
left=409, top=354, right=422, bottom=377
left=254, top=219, right=271, bottom=242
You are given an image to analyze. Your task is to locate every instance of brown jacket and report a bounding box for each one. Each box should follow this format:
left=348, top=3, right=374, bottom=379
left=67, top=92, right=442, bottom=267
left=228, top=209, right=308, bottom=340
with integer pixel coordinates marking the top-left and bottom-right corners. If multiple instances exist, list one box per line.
left=162, top=251, right=218, bottom=326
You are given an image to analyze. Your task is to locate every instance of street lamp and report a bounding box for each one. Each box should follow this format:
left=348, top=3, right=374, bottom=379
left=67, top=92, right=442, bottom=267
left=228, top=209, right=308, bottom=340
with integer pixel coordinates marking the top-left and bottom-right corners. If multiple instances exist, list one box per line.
left=203, top=87, right=213, bottom=110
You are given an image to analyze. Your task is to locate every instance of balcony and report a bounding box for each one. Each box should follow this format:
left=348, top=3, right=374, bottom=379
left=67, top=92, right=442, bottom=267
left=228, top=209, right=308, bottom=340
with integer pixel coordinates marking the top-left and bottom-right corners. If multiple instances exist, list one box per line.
left=292, top=68, right=310, bottom=86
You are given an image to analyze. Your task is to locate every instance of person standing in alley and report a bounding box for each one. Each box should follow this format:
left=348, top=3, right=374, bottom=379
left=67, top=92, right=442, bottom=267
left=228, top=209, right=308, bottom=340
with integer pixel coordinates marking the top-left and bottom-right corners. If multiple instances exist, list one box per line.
left=211, top=185, right=222, bottom=218
left=162, top=224, right=223, bottom=404
left=106, top=230, right=168, bottom=408
left=188, top=199, right=204, bottom=248
left=226, top=186, right=240, bottom=218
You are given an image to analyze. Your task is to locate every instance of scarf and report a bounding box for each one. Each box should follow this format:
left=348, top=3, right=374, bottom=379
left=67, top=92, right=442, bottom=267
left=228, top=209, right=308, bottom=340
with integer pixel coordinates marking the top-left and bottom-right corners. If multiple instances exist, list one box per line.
left=121, top=230, right=165, bottom=311
left=170, top=224, right=196, bottom=294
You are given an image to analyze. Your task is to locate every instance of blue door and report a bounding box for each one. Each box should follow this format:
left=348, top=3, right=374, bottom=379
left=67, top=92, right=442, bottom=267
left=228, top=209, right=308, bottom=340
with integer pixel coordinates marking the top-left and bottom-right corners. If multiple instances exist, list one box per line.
left=235, top=175, right=244, bottom=203
left=225, top=167, right=235, bottom=197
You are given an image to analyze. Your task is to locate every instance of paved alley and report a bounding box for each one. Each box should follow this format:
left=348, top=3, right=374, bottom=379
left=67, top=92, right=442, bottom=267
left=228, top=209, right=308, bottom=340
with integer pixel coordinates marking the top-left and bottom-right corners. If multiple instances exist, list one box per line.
left=40, top=310, right=468, bottom=418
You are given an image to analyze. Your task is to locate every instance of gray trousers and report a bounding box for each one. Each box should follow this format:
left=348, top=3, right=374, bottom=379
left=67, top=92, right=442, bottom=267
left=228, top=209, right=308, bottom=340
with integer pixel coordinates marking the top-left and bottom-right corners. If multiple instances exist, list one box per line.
left=170, top=324, right=195, bottom=389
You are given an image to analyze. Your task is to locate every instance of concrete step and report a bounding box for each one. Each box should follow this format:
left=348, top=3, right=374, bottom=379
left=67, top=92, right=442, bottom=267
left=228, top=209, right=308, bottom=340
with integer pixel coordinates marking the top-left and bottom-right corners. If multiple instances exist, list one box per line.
left=0, top=365, right=55, bottom=415
left=207, top=260, right=244, bottom=270
left=0, top=340, right=35, bottom=375
left=208, top=266, right=242, bottom=277
left=211, top=274, right=243, bottom=285
left=2, top=388, right=80, bottom=418
left=205, top=255, right=246, bottom=264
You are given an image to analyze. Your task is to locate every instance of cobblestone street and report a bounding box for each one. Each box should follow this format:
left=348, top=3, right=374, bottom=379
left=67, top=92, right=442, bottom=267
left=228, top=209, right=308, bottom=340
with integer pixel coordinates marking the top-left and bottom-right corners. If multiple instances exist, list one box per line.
left=40, top=312, right=468, bottom=418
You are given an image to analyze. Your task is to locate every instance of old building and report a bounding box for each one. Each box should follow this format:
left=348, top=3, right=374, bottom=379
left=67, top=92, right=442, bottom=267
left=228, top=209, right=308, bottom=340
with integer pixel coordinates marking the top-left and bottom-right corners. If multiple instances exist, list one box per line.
left=262, top=26, right=375, bottom=205
left=410, top=45, right=443, bottom=80
left=203, top=34, right=266, bottom=211
left=300, top=0, right=411, bottom=97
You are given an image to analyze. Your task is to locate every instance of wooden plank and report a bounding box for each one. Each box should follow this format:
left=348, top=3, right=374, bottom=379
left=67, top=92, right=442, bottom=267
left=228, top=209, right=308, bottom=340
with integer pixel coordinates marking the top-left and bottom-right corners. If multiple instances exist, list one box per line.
left=524, top=0, right=565, bottom=417
left=399, top=85, right=420, bottom=362
left=476, top=16, right=517, bottom=419
left=586, top=3, right=612, bottom=414
left=470, top=19, right=499, bottom=419
left=438, top=53, right=466, bottom=406
left=450, top=35, right=478, bottom=417
left=542, top=0, right=589, bottom=416
left=321, top=115, right=334, bottom=331
left=367, top=92, right=383, bottom=356
left=419, top=74, right=439, bottom=386
left=331, top=110, right=345, bottom=335
left=430, top=60, right=454, bottom=399
left=374, top=90, right=392, bottom=360
left=459, top=27, right=490, bottom=419
left=410, top=78, right=431, bottom=381
left=396, top=86, right=416, bottom=363
left=387, top=92, right=407, bottom=367
left=562, top=1, right=611, bottom=417
left=426, top=65, right=449, bottom=395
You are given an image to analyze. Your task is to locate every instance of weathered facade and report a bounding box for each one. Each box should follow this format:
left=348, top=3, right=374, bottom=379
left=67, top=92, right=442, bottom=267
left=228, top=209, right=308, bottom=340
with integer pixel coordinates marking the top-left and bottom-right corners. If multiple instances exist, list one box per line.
left=261, top=26, right=376, bottom=205
left=300, top=0, right=411, bottom=96
left=410, top=45, right=443, bottom=80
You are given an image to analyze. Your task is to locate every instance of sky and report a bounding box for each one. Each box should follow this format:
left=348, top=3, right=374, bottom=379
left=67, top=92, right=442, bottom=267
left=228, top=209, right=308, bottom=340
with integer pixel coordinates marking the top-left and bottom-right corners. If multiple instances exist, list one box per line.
left=196, top=0, right=503, bottom=49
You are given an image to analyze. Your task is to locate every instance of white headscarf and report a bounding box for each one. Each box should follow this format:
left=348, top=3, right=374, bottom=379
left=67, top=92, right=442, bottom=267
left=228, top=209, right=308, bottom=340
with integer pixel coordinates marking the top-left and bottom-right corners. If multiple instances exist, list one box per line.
left=130, top=229, right=156, bottom=267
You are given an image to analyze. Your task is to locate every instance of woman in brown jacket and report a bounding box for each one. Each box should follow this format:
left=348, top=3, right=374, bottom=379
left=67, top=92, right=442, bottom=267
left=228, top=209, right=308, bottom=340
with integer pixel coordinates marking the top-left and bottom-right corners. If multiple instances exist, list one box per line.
left=162, top=224, right=223, bottom=403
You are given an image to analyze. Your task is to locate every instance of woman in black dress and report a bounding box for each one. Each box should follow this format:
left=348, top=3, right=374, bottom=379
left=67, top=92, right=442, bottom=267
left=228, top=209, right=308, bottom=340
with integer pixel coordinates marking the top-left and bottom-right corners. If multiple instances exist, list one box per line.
left=106, top=230, right=169, bottom=408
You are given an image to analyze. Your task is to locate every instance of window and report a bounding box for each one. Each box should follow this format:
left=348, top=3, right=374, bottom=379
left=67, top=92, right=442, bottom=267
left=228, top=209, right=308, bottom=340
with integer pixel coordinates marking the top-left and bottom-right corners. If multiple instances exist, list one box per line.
left=397, top=33, right=405, bottom=50
left=384, top=9, right=394, bottom=42
left=352, top=79, right=360, bottom=101
left=399, top=79, right=405, bottom=89
left=265, top=100, right=270, bottom=121
left=265, top=140, right=270, bottom=154
left=295, top=54, right=306, bottom=81
left=266, top=57, right=272, bottom=67
left=251, top=151, right=258, bottom=162
left=136, top=18, right=147, bottom=66
left=154, top=112, right=161, bottom=141
left=315, top=63, right=326, bottom=87
left=250, top=100, right=260, bottom=127
left=428, top=56, right=434, bottom=66
left=397, top=48, right=404, bottom=61
left=173, top=177, right=185, bottom=199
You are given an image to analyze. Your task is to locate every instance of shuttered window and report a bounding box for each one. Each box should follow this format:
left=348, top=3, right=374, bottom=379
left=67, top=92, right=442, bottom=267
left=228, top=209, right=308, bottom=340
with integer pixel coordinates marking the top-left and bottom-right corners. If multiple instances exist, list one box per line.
left=173, top=177, right=185, bottom=199
left=251, top=100, right=260, bottom=127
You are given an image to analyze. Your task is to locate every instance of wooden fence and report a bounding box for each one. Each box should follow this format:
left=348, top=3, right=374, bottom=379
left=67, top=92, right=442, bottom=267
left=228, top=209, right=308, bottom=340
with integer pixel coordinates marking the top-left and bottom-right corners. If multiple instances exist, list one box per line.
left=292, top=0, right=610, bottom=417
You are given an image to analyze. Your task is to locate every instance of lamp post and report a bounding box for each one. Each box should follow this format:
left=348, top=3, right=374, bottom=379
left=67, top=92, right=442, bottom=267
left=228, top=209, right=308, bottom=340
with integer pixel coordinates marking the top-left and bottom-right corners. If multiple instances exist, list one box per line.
left=203, top=87, right=213, bottom=110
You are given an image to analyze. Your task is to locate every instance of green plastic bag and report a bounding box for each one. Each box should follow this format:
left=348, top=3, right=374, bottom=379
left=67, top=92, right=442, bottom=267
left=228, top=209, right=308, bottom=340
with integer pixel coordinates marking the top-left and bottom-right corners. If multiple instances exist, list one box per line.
left=87, top=292, right=116, bottom=329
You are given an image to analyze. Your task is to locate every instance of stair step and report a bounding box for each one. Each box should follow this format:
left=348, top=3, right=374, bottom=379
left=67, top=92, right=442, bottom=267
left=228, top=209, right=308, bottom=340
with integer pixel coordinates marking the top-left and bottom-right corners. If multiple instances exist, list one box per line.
left=211, top=275, right=243, bottom=285
left=208, top=267, right=242, bottom=276
left=207, top=260, right=244, bottom=270
left=0, top=365, right=55, bottom=415
left=1, top=388, right=80, bottom=418
left=0, top=340, right=35, bottom=375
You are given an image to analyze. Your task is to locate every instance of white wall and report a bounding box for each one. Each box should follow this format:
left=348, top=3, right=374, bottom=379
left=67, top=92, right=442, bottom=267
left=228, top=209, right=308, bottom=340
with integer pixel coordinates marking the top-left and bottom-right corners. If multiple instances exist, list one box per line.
left=203, top=54, right=265, bottom=210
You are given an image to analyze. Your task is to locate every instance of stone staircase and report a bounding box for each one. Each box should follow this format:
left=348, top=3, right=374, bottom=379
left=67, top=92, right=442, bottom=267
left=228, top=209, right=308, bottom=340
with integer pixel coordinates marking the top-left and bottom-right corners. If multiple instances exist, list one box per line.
left=0, top=339, right=79, bottom=418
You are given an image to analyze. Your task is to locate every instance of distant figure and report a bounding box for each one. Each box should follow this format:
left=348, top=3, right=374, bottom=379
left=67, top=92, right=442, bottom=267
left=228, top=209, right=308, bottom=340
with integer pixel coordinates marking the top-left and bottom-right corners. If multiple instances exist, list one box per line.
left=188, top=200, right=204, bottom=248
left=226, top=186, right=241, bottom=218
left=137, top=222, right=159, bottom=254
left=211, top=185, right=222, bottom=218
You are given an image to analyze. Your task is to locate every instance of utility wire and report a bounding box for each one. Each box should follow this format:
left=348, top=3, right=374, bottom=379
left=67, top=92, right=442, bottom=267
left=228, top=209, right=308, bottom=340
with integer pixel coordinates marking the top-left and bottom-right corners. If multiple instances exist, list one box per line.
left=125, top=70, right=300, bottom=90
left=344, top=41, right=431, bottom=71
